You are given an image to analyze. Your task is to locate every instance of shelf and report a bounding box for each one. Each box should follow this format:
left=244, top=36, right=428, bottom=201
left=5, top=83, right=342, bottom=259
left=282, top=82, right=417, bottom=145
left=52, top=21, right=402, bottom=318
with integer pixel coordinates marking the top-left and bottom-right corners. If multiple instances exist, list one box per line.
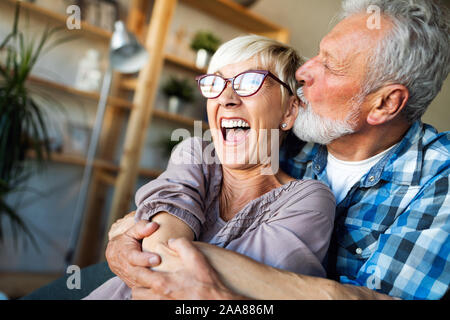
left=4, top=0, right=112, bottom=40
left=27, top=151, right=162, bottom=180
left=120, top=53, right=206, bottom=91
left=27, top=151, right=119, bottom=172
left=180, top=0, right=289, bottom=42
left=153, top=109, right=209, bottom=130
left=27, top=76, right=133, bottom=110
left=96, top=170, right=117, bottom=185
left=165, top=52, right=207, bottom=73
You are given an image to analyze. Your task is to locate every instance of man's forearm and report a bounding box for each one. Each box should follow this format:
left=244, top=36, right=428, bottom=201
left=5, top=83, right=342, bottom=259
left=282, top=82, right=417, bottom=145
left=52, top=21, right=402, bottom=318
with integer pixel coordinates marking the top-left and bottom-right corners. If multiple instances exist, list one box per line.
left=194, top=242, right=394, bottom=300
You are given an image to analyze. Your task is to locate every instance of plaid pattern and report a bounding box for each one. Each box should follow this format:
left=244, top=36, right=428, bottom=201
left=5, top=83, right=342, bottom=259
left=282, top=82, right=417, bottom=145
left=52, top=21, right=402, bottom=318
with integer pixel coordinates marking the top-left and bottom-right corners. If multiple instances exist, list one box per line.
left=280, top=121, right=450, bottom=300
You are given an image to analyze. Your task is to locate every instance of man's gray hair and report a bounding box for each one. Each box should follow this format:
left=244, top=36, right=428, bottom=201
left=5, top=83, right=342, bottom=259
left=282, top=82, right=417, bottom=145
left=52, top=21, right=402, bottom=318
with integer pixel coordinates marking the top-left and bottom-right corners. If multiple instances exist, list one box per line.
left=340, top=0, right=450, bottom=122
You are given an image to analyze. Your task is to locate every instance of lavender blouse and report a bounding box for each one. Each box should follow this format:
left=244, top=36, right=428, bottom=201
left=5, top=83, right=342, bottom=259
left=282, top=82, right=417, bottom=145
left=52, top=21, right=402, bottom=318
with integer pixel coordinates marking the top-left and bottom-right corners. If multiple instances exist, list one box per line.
left=84, top=137, right=335, bottom=299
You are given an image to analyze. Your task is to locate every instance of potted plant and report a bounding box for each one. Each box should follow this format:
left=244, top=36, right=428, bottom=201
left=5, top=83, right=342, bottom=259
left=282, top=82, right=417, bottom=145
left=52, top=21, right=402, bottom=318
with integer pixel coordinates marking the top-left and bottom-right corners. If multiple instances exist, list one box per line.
left=0, top=3, right=71, bottom=246
left=190, top=30, right=221, bottom=69
left=161, top=76, right=195, bottom=114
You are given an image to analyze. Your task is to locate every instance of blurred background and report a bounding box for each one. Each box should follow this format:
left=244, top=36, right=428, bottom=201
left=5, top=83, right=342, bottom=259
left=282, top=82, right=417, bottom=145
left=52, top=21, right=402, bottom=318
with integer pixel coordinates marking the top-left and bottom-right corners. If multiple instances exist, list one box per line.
left=0, top=0, right=448, bottom=299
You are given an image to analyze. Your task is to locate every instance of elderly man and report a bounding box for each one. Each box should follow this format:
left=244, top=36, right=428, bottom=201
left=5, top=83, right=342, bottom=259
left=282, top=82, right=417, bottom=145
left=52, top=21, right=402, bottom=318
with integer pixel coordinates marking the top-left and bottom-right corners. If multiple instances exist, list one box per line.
left=107, top=0, right=450, bottom=300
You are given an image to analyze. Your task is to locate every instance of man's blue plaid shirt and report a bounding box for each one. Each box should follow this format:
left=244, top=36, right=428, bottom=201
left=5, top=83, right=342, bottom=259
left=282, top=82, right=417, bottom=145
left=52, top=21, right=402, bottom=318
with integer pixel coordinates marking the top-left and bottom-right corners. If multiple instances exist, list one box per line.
left=280, top=121, right=450, bottom=300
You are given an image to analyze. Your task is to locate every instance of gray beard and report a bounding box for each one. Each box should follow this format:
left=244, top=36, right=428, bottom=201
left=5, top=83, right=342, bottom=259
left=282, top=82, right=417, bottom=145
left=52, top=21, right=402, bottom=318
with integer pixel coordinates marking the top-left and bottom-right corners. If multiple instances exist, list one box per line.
left=293, top=87, right=360, bottom=145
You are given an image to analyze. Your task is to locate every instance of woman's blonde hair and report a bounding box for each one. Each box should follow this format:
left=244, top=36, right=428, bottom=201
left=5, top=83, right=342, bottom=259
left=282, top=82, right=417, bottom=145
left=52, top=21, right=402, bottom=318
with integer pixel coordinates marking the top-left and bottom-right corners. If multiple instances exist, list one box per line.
left=208, top=34, right=303, bottom=104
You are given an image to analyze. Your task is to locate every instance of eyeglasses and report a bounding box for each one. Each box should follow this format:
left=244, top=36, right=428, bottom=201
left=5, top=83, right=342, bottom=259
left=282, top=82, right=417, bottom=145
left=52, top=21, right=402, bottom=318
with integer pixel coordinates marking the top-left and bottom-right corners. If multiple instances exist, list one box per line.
left=195, top=70, right=293, bottom=99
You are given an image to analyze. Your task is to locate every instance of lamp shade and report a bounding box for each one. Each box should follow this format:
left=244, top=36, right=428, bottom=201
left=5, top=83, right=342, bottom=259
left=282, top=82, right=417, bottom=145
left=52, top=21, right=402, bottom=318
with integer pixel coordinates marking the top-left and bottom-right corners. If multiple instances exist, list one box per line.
left=110, top=21, right=149, bottom=74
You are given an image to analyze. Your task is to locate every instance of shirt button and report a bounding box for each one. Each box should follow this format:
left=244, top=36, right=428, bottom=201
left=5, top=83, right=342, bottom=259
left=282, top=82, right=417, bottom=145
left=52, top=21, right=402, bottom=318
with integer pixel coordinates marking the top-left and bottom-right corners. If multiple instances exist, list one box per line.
left=314, top=164, right=321, bottom=170
left=356, top=248, right=363, bottom=255
left=368, top=176, right=375, bottom=182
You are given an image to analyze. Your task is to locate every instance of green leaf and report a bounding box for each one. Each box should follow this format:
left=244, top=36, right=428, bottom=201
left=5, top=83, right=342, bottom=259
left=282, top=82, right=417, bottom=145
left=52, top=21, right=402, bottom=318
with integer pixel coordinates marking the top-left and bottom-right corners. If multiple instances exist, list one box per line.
left=0, top=2, right=72, bottom=247
left=190, top=31, right=221, bottom=54
left=0, top=179, right=39, bottom=251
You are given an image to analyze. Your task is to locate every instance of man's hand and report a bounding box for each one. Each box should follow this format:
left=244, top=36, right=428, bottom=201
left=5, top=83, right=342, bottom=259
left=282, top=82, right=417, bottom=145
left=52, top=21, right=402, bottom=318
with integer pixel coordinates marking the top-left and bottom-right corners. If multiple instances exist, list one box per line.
left=131, top=238, right=243, bottom=300
left=105, top=220, right=162, bottom=288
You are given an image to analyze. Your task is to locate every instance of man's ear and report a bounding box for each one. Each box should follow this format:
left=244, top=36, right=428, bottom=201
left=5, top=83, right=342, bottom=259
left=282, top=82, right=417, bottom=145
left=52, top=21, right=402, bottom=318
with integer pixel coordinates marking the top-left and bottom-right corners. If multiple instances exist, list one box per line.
left=367, top=84, right=409, bottom=125
left=281, top=96, right=299, bottom=131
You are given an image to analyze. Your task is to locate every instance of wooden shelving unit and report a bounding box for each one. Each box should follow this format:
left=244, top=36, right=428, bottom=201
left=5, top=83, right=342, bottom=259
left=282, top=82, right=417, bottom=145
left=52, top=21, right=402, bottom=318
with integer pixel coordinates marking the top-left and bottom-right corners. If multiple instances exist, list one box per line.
left=25, top=75, right=205, bottom=180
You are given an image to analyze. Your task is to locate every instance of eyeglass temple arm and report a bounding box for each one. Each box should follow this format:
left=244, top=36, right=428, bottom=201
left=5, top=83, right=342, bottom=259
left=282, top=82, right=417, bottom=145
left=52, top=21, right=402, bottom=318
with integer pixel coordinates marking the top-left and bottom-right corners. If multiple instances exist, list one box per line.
left=267, top=73, right=293, bottom=95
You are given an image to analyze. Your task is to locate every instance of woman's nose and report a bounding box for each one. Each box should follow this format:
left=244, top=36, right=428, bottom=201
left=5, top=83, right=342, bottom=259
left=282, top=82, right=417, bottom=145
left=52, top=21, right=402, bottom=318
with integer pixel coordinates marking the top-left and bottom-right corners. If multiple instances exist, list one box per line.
left=217, top=81, right=241, bottom=108
left=295, top=59, right=314, bottom=87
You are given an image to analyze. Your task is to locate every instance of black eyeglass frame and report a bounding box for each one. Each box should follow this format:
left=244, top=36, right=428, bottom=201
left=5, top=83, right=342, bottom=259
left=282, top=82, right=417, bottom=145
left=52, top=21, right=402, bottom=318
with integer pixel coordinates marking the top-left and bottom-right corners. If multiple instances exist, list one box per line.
left=195, top=70, right=293, bottom=99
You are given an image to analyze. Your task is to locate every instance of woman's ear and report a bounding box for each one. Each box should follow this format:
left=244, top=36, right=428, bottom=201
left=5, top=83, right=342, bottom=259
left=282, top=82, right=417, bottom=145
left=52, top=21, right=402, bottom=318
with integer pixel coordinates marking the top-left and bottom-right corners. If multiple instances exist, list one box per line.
left=281, top=96, right=299, bottom=131
left=367, top=84, right=409, bottom=125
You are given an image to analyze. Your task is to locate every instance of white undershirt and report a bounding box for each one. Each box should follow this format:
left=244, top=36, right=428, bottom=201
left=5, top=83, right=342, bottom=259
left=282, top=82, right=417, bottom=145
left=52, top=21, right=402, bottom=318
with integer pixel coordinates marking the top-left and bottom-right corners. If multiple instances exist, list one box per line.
left=326, top=144, right=397, bottom=204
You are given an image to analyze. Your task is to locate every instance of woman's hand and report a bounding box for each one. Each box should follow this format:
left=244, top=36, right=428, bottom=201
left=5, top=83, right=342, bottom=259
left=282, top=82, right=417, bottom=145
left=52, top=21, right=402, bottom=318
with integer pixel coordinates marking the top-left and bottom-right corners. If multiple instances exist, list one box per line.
left=108, top=211, right=136, bottom=240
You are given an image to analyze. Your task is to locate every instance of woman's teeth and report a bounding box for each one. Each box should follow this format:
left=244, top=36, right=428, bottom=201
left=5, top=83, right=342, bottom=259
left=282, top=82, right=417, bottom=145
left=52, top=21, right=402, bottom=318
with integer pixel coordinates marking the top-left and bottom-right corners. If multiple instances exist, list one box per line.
left=220, top=119, right=251, bottom=143
left=221, top=119, right=250, bottom=128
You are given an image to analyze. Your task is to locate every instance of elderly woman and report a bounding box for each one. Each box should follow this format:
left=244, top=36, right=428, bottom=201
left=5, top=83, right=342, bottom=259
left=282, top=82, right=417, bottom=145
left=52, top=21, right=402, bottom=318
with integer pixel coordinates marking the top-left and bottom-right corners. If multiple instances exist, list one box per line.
left=84, top=35, right=335, bottom=300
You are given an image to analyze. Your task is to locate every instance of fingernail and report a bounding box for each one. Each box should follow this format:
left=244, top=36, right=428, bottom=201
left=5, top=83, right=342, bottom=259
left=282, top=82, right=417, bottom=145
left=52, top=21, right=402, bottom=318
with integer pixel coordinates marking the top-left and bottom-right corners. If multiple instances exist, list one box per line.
left=168, top=238, right=175, bottom=245
left=149, top=256, right=159, bottom=265
left=146, top=222, right=155, bottom=228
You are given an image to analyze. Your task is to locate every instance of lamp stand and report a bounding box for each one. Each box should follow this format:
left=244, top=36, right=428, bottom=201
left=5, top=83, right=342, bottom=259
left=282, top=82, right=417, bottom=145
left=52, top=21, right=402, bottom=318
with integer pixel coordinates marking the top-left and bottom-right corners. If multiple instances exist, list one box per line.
left=65, top=67, right=113, bottom=266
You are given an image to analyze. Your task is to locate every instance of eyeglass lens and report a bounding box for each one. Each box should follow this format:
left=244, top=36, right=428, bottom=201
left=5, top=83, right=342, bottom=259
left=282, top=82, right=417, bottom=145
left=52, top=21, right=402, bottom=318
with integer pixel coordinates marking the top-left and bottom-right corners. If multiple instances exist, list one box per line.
left=199, top=72, right=266, bottom=98
left=234, top=72, right=265, bottom=96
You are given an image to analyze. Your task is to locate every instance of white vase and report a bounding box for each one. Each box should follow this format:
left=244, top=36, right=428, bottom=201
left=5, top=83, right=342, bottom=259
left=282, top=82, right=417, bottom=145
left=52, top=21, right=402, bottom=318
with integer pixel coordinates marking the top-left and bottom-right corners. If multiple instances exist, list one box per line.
left=195, top=49, right=211, bottom=69
left=168, top=96, right=181, bottom=114
left=75, top=49, right=102, bottom=92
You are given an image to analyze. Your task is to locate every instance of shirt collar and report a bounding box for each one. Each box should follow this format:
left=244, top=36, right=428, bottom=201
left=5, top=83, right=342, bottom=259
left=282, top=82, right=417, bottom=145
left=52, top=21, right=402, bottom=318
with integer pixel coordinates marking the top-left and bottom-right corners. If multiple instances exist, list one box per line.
left=378, top=121, right=425, bottom=186
left=292, top=141, right=322, bottom=164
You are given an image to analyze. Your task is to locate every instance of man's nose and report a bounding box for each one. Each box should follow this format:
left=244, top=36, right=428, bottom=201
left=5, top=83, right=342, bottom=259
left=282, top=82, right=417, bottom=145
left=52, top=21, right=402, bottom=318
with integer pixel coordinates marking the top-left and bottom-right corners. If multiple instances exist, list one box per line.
left=217, top=81, right=241, bottom=108
left=295, top=59, right=315, bottom=87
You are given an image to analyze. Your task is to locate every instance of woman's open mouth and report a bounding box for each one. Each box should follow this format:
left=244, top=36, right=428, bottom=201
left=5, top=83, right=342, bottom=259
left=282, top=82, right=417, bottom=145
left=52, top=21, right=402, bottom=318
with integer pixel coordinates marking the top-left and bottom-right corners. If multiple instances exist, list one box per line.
left=220, top=117, right=251, bottom=145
